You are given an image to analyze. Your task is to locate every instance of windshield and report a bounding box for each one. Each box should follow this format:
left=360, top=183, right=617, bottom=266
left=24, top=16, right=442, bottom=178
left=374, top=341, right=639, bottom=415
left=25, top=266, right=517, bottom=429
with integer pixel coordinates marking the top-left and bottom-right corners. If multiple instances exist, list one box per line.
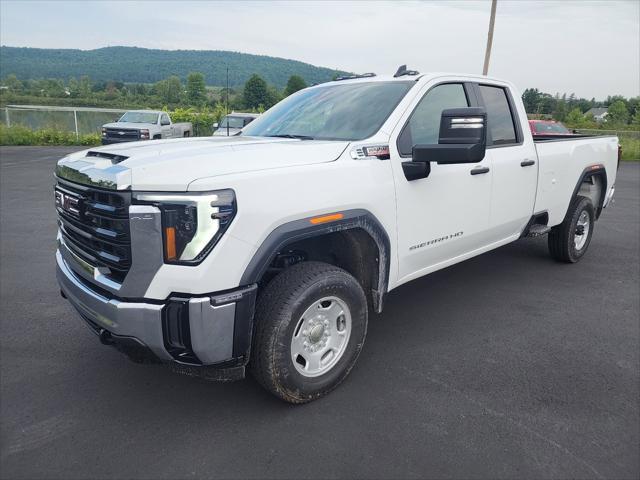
left=219, top=116, right=248, bottom=129
left=241, top=81, right=414, bottom=141
left=118, top=112, right=159, bottom=124
left=533, top=122, right=570, bottom=134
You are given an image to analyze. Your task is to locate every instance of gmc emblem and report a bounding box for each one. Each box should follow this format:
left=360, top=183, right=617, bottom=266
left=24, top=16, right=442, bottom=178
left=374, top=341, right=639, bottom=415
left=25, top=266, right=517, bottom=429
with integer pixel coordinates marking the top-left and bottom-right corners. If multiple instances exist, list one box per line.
left=55, top=190, right=80, bottom=216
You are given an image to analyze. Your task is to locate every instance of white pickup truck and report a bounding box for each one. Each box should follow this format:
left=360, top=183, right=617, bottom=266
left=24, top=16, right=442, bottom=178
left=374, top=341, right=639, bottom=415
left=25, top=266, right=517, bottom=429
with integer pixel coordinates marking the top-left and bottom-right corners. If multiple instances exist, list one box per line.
left=55, top=69, right=618, bottom=403
left=101, top=110, right=192, bottom=144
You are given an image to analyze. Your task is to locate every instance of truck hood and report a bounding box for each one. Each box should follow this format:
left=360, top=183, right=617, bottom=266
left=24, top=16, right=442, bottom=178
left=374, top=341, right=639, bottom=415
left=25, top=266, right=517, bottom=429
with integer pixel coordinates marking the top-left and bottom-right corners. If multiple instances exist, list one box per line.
left=102, top=122, right=154, bottom=129
left=56, top=136, right=349, bottom=191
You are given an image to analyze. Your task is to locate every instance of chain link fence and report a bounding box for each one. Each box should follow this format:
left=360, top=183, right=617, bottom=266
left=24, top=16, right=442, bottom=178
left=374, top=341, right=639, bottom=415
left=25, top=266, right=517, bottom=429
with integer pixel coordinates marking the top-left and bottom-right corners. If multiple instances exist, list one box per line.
left=2, top=105, right=126, bottom=136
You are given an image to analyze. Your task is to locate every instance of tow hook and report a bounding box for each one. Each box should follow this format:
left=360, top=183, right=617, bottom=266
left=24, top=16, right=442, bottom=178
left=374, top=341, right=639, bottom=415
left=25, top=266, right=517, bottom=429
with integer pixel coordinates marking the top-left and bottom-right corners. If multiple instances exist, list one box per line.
left=99, top=328, right=114, bottom=345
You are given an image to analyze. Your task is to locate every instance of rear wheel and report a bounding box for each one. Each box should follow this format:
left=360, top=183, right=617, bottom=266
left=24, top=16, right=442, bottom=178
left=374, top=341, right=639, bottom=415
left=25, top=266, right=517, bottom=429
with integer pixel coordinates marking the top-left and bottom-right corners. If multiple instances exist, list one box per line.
left=548, top=196, right=595, bottom=263
left=250, top=261, right=368, bottom=404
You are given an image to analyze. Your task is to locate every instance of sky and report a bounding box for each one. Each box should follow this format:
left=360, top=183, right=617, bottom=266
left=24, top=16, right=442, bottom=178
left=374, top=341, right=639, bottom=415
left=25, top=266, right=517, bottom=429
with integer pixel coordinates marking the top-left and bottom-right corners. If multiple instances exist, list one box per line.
left=0, top=0, right=638, bottom=99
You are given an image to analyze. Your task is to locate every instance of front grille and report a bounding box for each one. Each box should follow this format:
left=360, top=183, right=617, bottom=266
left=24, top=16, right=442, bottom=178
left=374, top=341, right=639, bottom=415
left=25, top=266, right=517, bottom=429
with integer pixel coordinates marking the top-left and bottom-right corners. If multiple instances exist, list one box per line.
left=55, top=179, right=132, bottom=283
left=104, top=128, right=140, bottom=140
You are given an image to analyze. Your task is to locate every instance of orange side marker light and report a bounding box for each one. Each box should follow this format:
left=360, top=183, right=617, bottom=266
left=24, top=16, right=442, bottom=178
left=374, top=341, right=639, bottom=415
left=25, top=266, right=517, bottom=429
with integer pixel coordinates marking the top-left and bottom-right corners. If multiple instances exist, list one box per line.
left=309, top=213, right=344, bottom=225
left=165, top=227, right=177, bottom=261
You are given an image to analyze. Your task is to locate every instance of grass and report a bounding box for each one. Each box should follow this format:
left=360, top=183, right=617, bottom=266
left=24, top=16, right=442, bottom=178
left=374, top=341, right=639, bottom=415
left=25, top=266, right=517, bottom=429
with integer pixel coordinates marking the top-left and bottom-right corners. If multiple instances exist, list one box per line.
left=619, top=136, right=639, bottom=161
left=0, top=124, right=100, bottom=147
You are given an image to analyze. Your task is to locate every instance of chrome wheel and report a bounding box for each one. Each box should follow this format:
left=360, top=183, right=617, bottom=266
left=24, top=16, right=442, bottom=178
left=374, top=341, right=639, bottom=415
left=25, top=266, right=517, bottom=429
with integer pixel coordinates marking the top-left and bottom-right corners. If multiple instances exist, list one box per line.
left=290, top=296, right=352, bottom=377
left=574, top=210, right=590, bottom=250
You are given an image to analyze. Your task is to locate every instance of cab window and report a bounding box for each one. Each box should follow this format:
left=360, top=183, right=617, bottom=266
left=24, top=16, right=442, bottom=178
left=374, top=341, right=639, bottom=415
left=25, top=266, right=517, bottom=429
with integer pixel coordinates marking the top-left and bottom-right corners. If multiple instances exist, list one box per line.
left=397, top=83, right=469, bottom=156
left=161, top=114, right=170, bottom=125
left=478, top=85, right=518, bottom=145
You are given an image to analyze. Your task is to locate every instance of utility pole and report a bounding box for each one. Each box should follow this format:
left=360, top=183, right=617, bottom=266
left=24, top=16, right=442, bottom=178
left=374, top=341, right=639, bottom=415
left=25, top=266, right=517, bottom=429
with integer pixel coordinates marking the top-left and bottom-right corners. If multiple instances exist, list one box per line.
left=482, top=0, right=498, bottom=75
left=226, top=66, right=230, bottom=136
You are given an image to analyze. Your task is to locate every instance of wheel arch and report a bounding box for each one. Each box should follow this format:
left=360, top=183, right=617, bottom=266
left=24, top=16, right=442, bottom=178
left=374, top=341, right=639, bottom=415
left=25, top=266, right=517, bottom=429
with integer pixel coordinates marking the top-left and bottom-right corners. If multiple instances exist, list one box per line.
left=240, top=209, right=391, bottom=313
left=570, top=165, right=608, bottom=220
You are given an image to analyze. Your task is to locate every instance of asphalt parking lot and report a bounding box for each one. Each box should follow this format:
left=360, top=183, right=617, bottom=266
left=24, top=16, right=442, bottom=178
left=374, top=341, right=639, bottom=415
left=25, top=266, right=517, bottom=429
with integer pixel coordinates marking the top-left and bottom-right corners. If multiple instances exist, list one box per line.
left=0, top=146, right=638, bottom=479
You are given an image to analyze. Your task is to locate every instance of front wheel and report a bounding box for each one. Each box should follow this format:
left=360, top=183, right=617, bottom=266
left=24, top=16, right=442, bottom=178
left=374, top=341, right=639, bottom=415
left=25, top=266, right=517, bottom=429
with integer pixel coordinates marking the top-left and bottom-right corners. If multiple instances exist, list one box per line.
left=548, top=195, right=595, bottom=263
left=250, top=261, right=368, bottom=404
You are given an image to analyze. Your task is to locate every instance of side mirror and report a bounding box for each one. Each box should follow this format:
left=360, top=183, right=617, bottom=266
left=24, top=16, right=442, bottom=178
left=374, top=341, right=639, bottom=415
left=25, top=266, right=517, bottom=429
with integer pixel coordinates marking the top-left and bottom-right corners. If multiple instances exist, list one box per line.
left=402, top=107, right=487, bottom=180
left=213, top=123, right=219, bottom=129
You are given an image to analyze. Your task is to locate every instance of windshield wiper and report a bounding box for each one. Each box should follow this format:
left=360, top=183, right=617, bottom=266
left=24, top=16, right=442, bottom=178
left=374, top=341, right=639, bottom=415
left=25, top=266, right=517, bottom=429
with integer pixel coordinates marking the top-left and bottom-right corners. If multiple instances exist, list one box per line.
left=266, top=134, right=315, bottom=140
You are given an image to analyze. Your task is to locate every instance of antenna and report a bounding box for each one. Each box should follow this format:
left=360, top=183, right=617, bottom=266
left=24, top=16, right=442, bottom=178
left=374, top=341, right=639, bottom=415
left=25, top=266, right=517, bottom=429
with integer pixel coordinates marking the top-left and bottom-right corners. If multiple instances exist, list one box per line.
left=394, top=65, right=407, bottom=77
left=393, top=65, right=419, bottom=78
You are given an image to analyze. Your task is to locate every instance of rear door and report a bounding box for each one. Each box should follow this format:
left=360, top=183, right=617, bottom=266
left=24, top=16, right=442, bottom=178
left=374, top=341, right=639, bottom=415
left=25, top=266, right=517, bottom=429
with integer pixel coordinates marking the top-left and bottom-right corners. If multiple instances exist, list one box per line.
left=389, top=81, right=494, bottom=284
left=475, top=83, right=538, bottom=239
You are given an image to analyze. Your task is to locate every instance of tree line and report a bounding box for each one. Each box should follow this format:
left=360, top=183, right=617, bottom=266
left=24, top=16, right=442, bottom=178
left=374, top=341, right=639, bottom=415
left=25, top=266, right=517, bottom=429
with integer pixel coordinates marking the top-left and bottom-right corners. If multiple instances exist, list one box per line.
left=0, top=46, right=346, bottom=89
left=1, top=73, right=638, bottom=129
left=522, top=88, right=639, bottom=128
left=0, top=72, right=309, bottom=112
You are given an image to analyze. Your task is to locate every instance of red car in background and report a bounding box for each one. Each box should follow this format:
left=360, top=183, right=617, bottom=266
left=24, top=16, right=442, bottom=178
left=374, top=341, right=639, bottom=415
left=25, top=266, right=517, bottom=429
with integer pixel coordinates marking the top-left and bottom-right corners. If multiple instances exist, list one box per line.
left=528, top=119, right=573, bottom=136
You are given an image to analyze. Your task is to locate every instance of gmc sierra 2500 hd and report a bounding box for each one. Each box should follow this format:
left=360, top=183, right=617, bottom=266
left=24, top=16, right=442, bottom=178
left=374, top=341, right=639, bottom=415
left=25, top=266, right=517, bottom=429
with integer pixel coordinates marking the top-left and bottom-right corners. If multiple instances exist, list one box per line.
left=55, top=68, right=618, bottom=403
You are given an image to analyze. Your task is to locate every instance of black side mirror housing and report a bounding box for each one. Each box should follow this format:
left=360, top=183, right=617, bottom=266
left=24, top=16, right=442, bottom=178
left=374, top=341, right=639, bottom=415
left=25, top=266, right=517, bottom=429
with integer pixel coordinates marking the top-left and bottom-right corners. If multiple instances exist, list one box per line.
left=402, top=107, right=487, bottom=180
left=412, top=142, right=486, bottom=164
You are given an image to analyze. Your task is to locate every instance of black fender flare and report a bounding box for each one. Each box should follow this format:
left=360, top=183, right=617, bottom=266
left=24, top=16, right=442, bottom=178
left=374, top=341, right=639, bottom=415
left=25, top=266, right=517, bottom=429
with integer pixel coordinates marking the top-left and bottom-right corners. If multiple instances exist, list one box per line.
left=240, top=209, right=391, bottom=313
left=569, top=165, right=608, bottom=220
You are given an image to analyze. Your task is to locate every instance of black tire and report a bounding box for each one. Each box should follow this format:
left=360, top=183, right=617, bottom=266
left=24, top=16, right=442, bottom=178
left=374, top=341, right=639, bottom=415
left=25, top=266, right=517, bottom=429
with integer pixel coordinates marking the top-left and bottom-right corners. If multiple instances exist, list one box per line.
left=250, top=261, right=368, bottom=404
left=548, top=195, right=595, bottom=263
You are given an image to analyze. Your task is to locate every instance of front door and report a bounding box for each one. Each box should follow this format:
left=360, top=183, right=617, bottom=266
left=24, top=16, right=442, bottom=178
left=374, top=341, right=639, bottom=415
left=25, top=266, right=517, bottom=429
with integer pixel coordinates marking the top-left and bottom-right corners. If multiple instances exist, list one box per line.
left=389, top=81, right=494, bottom=285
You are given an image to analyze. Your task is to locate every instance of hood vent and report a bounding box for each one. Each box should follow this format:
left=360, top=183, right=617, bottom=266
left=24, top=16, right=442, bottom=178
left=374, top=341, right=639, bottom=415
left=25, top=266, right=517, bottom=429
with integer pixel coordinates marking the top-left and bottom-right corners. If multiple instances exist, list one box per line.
left=86, top=151, right=129, bottom=164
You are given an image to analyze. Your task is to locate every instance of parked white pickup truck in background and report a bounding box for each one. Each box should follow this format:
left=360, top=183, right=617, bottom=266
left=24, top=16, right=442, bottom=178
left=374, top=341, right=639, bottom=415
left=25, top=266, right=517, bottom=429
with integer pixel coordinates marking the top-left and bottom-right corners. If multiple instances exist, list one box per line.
left=212, top=112, right=260, bottom=136
left=101, top=110, right=192, bottom=144
left=56, top=67, right=618, bottom=403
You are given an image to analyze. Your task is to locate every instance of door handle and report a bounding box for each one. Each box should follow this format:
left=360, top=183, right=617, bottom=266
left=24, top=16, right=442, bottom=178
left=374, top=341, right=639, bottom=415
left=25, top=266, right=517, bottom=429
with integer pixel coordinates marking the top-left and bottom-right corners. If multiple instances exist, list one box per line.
left=521, top=159, right=535, bottom=167
left=470, top=167, right=490, bottom=175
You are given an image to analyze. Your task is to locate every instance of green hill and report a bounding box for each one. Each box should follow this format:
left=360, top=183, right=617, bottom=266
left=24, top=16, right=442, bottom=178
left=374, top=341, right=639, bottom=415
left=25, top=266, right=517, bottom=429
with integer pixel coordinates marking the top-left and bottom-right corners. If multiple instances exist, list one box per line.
left=0, top=46, right=348, bottom=88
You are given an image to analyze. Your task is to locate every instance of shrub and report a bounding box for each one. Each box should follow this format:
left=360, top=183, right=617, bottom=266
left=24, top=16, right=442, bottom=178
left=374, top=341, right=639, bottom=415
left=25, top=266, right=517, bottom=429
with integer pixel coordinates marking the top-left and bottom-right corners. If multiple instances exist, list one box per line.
left=169, top=105, right=227, bottom=136
left=0, top=124, right=101, bottom=146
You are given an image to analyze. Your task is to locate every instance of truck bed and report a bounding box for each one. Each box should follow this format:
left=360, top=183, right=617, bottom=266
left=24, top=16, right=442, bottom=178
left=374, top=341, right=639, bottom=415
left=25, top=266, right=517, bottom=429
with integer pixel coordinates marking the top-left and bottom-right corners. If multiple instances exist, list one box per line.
left=533, top=135, right=619, bottom=226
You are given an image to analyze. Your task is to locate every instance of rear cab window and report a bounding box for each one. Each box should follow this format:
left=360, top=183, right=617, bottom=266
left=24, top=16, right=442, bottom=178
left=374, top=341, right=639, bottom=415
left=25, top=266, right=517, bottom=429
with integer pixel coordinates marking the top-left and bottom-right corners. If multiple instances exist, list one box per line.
left=477, top=85, right=521, bottom=146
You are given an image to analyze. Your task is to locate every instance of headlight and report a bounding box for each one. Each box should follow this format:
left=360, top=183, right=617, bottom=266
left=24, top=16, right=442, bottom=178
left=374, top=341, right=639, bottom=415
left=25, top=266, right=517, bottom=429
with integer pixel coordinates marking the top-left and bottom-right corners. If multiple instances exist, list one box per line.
left=140, top=129, right=150, bottom=139
left=134, top=190, right=236, bottom=264
left=101, top=128, right=107, bottom=137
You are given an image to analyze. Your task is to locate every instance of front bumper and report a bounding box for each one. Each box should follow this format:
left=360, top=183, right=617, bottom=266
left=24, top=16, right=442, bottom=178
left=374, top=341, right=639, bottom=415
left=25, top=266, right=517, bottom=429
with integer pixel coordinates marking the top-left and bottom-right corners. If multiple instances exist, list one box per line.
left=101, top=137, right=145, bottom=145
left=56, top=249, right=257, bottom=369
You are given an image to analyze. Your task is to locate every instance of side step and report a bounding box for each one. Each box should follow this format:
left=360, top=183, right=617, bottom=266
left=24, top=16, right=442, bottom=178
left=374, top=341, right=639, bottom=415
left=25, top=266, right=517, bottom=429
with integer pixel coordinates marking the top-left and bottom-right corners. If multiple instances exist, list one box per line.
left=527, top=224, right=551, bottom=237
